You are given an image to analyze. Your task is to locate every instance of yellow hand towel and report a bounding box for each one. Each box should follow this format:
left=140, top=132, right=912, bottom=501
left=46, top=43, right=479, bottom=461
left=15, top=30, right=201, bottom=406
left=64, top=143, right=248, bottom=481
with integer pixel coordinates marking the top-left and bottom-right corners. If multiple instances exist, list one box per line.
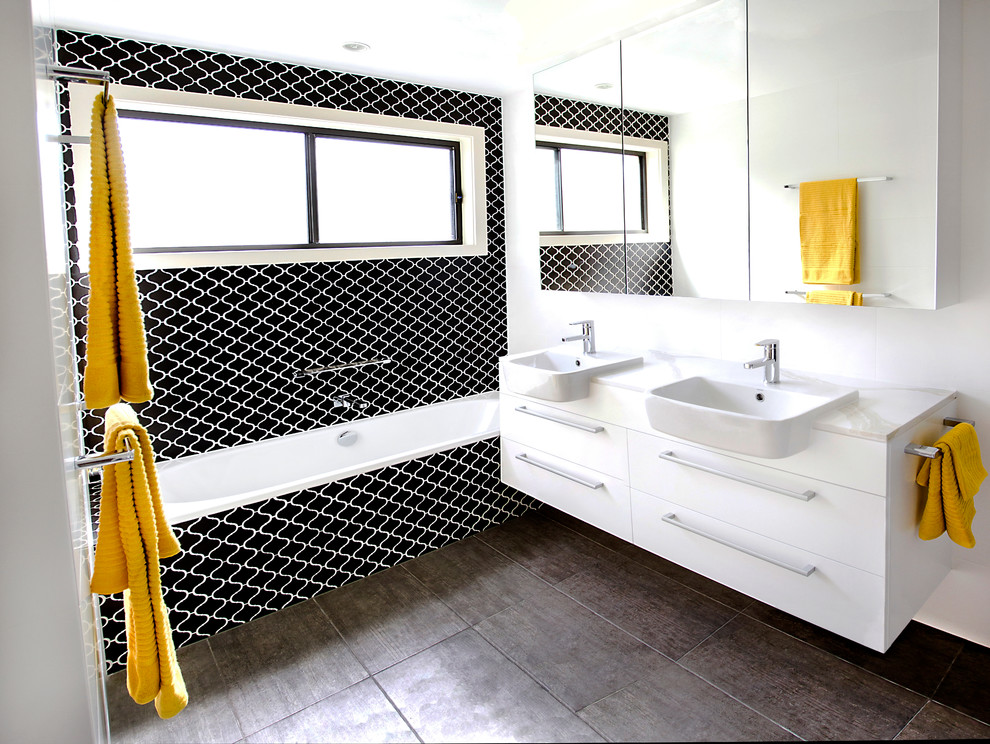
left=800, top=178, right=860, bottom=285
left=83, top=93, right=153, bottom=409
left=90, top=404, right=187, bottom=718
left=916, top=422, right=987, bottom=548
left=805, top=290, right=863, bottom=306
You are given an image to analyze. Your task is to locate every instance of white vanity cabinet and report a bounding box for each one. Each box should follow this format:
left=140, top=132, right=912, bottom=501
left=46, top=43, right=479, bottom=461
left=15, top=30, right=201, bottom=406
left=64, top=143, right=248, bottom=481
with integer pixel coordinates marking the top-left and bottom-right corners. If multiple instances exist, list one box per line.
left=500, top=393, right=632, bottom=540
left=500, top=386, right=956, bottom=652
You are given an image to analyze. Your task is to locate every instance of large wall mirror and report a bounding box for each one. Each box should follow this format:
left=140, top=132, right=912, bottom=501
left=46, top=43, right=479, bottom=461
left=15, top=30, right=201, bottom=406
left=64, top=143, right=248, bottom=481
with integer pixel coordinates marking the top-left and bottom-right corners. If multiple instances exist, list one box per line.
left=748, top=0, right=954, bottom=309
left=533, top=0, right=749, bottom=299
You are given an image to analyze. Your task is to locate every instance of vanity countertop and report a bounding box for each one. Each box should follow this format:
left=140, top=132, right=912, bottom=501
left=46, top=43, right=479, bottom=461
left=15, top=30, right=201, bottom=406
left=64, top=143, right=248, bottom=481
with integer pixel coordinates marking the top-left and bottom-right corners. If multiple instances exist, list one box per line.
left=591, top=350, right=956, bottom=443
left=502, top=346, right=957, bottom=444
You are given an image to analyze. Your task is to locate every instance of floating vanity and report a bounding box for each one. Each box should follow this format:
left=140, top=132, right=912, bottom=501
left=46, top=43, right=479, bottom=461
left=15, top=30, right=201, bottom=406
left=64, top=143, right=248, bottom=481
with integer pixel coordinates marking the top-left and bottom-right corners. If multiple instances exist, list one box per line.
left=499, top=347, right=956, bottom=652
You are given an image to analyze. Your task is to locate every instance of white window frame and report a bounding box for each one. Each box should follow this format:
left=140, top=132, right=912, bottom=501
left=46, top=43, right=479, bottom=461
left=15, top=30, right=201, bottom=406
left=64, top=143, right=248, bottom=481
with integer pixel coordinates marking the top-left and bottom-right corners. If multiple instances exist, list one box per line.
left=535, top=124, right=670, bottom=248
left=68, top=82, right=487, bottom=270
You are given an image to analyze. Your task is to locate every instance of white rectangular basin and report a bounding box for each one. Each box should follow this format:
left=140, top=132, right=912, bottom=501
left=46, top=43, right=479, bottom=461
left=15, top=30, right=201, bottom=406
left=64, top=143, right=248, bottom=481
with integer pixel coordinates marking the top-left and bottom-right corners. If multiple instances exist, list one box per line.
left=645, top=376, right=859, bottom=458
left=501, top=349, right=643, bottom=402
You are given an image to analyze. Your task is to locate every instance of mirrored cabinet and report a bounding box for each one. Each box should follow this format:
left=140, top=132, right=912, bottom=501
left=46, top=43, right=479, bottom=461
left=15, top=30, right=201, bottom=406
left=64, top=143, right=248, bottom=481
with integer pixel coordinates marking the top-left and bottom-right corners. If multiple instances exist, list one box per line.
left=533, top=0, right=960, bottom=309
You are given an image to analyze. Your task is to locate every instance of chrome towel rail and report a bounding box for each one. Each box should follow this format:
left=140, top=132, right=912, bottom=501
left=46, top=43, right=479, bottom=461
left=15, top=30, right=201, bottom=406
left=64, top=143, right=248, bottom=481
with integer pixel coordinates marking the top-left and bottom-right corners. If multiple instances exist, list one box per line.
left=783, top=176, right=891, bottom=189
left=295, top=357, right=393, bottom=379
left=905, top=417, right=976, bottom=459
left=74, top=450, right=134, bottom=470
left=785, top=290, right=891, bottom=299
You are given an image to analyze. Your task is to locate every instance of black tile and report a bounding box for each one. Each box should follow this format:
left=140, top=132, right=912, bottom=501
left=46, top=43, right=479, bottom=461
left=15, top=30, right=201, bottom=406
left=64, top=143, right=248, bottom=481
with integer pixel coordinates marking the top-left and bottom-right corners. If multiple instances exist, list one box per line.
left=209, top=599, right=367, bottom=737
left=746, top=603, right=965, bottom=696
left=475, top=511, right=616, bottom=584
left=681, top=615, right=927, bottom=741
left=579, top=662, right=797, bottom=742
left=476, top=588, right=671, bottom=712
left=107, top=639, right=242, bottom=744
left=895, top=701, right=990, bottom=740
left=315, top=563, right=467, bottom=674
left=402, top=535, right=549, bottom=624
left=242, top=678, right=417, bottom=743
left=934, top=641, right=990, bottom=724
left=376, top=629, right=604, bottom=742
left=556, top=555, right=739, bottom=660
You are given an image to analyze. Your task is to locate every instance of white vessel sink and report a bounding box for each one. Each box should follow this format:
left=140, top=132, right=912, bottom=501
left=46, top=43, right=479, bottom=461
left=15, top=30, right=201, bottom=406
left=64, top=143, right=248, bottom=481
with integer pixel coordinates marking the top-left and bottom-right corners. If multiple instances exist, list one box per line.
left=645, top=376, right=859, bottom=458
left=502, top=349, right=643, bottom=402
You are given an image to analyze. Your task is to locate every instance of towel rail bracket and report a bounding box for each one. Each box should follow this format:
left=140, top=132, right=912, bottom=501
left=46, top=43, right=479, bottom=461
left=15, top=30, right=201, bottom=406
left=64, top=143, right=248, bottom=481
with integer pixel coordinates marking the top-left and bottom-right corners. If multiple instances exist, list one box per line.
left=74, top=450, right=135, bottom=470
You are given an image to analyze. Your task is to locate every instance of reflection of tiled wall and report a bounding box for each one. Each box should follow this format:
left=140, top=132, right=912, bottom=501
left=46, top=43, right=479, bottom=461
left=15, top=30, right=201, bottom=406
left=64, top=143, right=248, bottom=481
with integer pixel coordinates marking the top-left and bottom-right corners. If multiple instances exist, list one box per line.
left=535, top=94, right=672, bottom=296
left=55, top=31, right=534, bottom=672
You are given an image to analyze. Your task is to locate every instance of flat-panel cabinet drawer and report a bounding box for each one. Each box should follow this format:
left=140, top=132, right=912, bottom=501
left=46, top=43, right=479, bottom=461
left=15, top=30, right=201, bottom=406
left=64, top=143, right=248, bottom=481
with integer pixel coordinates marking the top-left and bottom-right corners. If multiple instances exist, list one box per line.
left=502, top=437, right=632, bottom=541
left=628, top=430, right=886, bottom=575
left=500, top=393, right=628, bottom=479
left=630, top=489, right=886, bottom=651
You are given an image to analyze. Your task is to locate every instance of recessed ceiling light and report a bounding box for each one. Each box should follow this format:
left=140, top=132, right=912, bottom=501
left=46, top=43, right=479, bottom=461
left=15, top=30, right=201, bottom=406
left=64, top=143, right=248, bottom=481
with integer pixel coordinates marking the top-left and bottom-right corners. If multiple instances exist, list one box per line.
left=343, top=42, right=371, bottom=52
left=594, top=82, right=614, bottom=90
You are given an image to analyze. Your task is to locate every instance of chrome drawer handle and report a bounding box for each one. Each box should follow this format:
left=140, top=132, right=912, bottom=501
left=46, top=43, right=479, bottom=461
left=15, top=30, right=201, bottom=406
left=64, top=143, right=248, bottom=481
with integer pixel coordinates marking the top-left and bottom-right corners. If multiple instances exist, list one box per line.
left=515, top=406, right=605, bottom=434
left=515, top=453, right=604, bottom=490
left=658, top=451, right=815, bottom=502
left=662, top=513, right=816, bottom=577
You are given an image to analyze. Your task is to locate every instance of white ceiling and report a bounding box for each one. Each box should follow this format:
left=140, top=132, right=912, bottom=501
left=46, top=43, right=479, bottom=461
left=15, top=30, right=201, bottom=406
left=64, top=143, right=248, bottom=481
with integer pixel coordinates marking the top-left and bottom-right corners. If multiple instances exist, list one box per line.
left=45, top=0, right=705, bottom=95
left=46, top=0, right=527, bottom=94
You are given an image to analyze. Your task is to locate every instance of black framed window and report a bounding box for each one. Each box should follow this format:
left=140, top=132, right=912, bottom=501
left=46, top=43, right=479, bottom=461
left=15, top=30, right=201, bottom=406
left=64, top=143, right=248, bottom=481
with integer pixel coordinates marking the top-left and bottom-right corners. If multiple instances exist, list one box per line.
left=536, top=141, right=646, bottom=235
left=116, top=110, right=463, bottom=253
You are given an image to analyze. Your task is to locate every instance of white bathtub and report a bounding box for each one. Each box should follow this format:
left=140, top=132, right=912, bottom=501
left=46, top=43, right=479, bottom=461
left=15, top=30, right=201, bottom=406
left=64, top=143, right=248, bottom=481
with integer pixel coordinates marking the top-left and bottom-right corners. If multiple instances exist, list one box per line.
left=158, top=392, right=500, bottom=524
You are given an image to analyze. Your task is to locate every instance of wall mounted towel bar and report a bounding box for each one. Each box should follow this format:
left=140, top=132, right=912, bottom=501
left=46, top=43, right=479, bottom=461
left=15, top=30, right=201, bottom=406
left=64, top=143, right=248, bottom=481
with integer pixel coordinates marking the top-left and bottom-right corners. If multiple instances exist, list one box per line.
left=785, top=290, right=892, bottom=299
left=295, top=357, right=393, bottom=379
left=783, top=176, right=892, bottom=189
left=904, top=417, right=976, bottom=459
left=74, top=450, right=135, bottom=470
left=47, top=65, right=110, bottom=103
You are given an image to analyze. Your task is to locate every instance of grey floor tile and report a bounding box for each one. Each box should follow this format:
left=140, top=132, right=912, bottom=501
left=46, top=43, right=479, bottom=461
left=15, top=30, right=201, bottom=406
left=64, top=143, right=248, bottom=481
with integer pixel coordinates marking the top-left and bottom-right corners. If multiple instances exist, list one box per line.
left=402, top=534, right=550, bottom=624
left=579, top=662, right=797, bottom=742
left=746, top=603, right=965, bottom=696
left=539, top=505, right=755, bottom=612
left=475, top=511, right=616, bottom=584
left=376, top=628, right=604, bottom=743
left=316, top=563, right=467, bottom=673
left=556, top=555, right=739, bottom=660
left=243, top=678, right=417, bottom=743
left=933, top=640, right=990, bottom=724
left=681, top=615, right=927, bottom=741
left=107, top=639, right=242, bottom=744
left=539, top=505, right=632, bottom=553
left=210, top=599, right=368, bottom=737
left=475, top=588, right=669, bottom=711
left=895, top=701, right=990, bottom=740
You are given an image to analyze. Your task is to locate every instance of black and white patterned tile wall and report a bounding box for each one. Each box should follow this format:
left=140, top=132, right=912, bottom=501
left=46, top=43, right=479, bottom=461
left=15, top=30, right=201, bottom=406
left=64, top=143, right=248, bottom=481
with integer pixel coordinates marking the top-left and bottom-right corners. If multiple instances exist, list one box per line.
left=535, top=94, right=672, bottom=296
left=54, top=31, right=534, bottom=672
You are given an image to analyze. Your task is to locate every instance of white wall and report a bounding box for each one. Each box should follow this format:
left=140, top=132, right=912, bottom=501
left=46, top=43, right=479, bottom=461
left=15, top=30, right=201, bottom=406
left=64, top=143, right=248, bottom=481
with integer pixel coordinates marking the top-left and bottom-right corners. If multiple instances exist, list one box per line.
left=0, top=0, right=98, bottom=740
left=504, top=0, right=990, bottom=643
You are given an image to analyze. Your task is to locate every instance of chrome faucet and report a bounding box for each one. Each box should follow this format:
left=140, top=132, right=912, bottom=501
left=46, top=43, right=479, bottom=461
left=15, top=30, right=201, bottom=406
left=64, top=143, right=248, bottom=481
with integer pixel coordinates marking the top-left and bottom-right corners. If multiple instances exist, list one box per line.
left=561, top=320, right=596, bottom=355
left=330, top=393, right=370, bottom=410
left=743, top=339, right=780, bottom=384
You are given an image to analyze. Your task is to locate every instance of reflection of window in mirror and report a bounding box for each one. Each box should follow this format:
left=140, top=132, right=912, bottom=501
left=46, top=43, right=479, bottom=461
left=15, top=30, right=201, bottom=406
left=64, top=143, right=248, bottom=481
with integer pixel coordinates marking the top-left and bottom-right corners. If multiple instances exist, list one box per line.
left=537, top=142, right=645, bottom=235
left=534, top=125, right=669, bottom=248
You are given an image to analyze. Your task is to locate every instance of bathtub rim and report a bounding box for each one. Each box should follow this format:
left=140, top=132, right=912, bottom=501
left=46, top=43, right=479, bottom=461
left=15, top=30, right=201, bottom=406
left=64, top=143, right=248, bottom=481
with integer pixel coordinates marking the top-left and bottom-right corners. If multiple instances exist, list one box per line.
left=160, top=391, right=500, bottom=524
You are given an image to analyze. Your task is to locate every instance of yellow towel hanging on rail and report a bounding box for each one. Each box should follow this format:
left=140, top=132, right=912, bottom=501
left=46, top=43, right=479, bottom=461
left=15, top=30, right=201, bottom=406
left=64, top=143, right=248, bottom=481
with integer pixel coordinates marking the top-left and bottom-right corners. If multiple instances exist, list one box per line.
left=916, top=422, right=987, bottom=548
left=83, top=93, right=153, bottom=409
left=799, top=178, right=860, bottom=285
left=90, top=404, right=186, bottom=719
left=805, top=290, right=863, bottom=306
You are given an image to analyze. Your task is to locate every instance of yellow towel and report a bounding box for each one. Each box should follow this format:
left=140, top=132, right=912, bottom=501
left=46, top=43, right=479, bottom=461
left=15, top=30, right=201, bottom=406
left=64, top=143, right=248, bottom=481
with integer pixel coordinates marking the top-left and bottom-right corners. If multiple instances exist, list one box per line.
left=83, top=93, right=153, bottom=410
left=90, top=404, right=187, bottom=718
left=805, top=290, right=863, bottom=306
left=916, top=422, right=987, bottom=548
left=799, top=178, right=860, bottom=285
